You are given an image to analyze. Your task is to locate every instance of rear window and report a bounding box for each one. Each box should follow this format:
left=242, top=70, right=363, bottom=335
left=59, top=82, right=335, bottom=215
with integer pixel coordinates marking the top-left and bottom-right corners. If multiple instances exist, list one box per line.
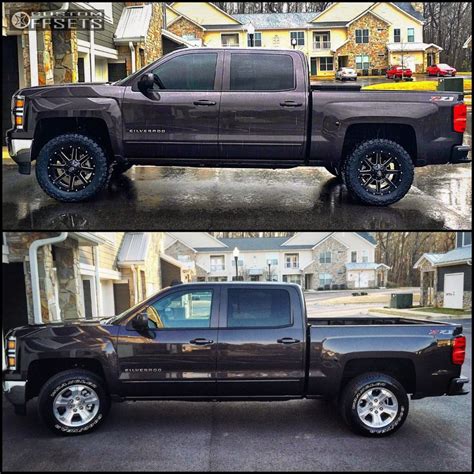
left=227, top=288, right=291, bottom=328
left=229, top=53, right=294, bottom=91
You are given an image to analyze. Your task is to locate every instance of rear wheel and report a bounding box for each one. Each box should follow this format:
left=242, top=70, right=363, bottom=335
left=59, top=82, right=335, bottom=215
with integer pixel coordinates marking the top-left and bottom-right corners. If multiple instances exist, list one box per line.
left=38, top=369, right=110, bottom=436
left=36, top=133, right=111, bottom=202
left=340, top=372, right=409, bottom=437
left=342, top=138, right=414, bottom=206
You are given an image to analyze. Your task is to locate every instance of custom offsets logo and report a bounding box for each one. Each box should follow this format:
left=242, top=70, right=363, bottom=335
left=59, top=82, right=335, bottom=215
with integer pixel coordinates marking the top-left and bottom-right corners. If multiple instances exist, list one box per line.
left=10, top=9, right=105, bottom=31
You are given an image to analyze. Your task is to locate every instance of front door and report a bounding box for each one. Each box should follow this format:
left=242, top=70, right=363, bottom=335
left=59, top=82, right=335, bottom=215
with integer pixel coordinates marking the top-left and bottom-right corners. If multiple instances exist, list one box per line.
left=219, top=50, right=307, bottom=161
left=217, top=285, right=305, bottom=397
left=122, top=50, right=224, bottom=160
left=116, top=286, right=220, bottom=397
left=444, top=273, right=464, bottom=309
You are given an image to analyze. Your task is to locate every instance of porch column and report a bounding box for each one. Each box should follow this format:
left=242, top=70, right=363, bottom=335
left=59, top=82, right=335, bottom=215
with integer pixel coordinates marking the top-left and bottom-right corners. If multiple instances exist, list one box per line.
left=420, top=270, right=425, bottom=306
left=52, top=29, right=78, bottom=84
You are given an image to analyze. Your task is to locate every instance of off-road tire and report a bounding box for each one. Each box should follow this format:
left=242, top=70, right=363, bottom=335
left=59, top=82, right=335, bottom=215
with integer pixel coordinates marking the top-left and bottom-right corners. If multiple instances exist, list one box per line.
left=38, top=369, right=110, bottom=436
left=340, top=372, right=409, bottom=437
left=36, top=134, right=111, bottom=202
left=342, top=138, right=414, bottom=206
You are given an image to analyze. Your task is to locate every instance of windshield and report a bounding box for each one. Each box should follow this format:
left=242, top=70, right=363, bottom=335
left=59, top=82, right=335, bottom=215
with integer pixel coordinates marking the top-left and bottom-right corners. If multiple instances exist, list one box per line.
left=438, top=64, right=450, bottom=68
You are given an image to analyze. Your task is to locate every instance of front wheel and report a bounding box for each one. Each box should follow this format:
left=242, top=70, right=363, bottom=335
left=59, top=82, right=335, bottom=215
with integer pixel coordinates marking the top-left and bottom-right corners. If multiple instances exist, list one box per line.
left=38, top=369, right=110, bottom=436
left=342, top=138, right=414, bottom=206
left=340, top=372, right=409, bottom=437
left=36, top=133, right=111, bottom=202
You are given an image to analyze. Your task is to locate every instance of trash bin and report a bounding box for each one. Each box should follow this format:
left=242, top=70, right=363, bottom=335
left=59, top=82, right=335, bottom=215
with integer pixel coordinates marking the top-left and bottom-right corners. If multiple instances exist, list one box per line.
left=437, top=77, right=464, bottom=93
left=390, top=293, right=413, bottom=309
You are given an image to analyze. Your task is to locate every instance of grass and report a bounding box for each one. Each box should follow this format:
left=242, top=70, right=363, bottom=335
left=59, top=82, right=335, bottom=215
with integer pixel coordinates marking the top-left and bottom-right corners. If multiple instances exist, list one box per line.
left=413, top=307, right=471, bottom=316
left=363, top=79, right=472, bottom=94
left=320, top=293, right=420, bottom=305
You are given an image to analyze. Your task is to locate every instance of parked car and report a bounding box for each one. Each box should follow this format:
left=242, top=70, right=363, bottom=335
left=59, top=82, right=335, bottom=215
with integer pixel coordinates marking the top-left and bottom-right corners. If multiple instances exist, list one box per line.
left=3, top=282, right=469, bottom=437
left=386, top=65, right=413, bottom=79
left=6, top=48, right=470, bottom=206
left=427, top=63, right=457, bottom=77
left=336, top=67, right=357, bottom=81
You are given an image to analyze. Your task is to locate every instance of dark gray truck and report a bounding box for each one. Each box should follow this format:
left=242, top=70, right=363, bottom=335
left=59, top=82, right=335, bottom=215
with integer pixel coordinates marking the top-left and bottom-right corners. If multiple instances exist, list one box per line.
left=6, top=48, right=470, bottom=206
left=3, top=282, right=469, bottom=437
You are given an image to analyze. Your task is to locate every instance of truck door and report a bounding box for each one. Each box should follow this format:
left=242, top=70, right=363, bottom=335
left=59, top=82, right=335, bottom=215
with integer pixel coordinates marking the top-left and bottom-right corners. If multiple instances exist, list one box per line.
left=216, top=285, right=306, bottom=397
left=219, top=51, right=307, bottom=161
left=116, top=286, right=220, bottom=397
left=122, top=50, right=223, bottom=160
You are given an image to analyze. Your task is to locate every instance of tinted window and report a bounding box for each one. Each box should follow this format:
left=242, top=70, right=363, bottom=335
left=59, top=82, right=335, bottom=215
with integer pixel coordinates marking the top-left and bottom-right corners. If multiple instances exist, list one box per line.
left=227, top=288, right=291, bottom=327
left=146, top=290, right=213, bottom=328
left=229, top=53, right=294, bottom=91
left=152, top=53, right=217, bottom=90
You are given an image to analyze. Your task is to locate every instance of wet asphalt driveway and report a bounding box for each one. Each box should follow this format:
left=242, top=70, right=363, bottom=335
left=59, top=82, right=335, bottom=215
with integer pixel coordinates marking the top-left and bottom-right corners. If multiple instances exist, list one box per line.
left=2, top=162, right=471, bottom=231
left=2, top=320, right=471, bottom=471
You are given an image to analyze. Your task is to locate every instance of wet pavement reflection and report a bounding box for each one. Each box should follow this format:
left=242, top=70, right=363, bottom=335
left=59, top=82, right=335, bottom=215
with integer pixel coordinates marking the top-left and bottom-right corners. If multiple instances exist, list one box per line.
left=2, top=162, right=470, bottom=231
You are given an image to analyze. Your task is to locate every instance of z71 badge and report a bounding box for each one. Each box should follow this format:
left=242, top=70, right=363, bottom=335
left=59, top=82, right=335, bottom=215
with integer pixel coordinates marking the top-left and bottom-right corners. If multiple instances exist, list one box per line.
left=430, top=96, right=455, bottom=102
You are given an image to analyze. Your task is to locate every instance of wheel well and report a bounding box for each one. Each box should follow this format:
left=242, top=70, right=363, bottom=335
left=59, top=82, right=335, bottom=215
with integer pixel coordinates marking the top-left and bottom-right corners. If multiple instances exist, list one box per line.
left=31, top=118, right=113, bottom=162
left=341, top=358, right=416, bottom=394
left=342, top=123, right=417, bottom=163
left=26, top=358, right=107, bottom=400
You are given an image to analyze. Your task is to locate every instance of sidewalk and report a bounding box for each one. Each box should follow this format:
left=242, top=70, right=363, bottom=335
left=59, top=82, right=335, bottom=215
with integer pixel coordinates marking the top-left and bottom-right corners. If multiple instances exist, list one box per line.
left=368, top=307, right=472, bottom=320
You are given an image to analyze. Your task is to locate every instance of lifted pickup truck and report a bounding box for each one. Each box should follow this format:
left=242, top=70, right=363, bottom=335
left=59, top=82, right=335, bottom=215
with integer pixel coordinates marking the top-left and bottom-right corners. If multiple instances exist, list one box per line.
left=6, top=48, right=470, bottom=206
left=3, top=282, right=469, bottom=437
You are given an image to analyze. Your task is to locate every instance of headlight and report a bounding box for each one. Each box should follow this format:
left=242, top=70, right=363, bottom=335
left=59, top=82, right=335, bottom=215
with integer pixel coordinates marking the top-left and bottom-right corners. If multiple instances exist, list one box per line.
left=7, top=336, right=16, bottom=370
left=13, top=95, right=25, bottom=130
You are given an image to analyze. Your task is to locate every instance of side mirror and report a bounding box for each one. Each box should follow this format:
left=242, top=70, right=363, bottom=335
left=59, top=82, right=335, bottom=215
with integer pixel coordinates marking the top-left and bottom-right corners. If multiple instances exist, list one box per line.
left=132, top=312, right=149, bottom=331
left=138, top=73, right=155, bottom=93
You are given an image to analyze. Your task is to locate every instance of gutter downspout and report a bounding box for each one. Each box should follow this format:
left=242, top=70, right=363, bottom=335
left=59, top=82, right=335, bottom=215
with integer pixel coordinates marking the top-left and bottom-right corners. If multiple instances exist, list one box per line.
left=93, top=246, right=103, bottom=316
left=29, top=232, right=68, bottom=325
left=129, top=41, right=136, bottom=73
left=131, top=264, right=138, bottom=304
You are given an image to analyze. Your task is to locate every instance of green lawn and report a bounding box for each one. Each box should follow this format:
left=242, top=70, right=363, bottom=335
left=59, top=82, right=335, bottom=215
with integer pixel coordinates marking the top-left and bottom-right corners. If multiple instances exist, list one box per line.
left=363, top=79, right=472, bottom=93
left=413, top=307, right=471, bottom=316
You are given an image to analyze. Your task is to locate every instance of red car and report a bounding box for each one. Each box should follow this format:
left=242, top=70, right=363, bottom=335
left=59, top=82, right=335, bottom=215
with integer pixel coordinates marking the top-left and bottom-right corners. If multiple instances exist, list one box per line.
left=427, top=63, right=457, bottom=77
left=386, top=65, right=413, bottom=79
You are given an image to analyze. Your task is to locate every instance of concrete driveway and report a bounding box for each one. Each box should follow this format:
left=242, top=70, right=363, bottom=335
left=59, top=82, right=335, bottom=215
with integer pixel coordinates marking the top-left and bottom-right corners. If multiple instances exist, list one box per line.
left=2, top=319, right=471, bottom=471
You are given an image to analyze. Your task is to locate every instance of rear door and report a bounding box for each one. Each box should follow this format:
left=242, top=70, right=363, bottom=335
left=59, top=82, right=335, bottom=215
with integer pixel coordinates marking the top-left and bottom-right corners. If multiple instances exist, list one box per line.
left=216, top=285, right=306, bottom=397
left=116, top=286, right=220, bottom=397
left=219, top=51, right=308, bottom=161
left=122, top=50, right=223, bottom=160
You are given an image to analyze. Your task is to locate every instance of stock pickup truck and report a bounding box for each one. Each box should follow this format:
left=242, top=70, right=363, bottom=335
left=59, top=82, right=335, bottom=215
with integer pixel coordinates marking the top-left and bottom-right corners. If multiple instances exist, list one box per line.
left=6, top=48, right=470, bottom=206
left=3, top=282, right=469, bottom=437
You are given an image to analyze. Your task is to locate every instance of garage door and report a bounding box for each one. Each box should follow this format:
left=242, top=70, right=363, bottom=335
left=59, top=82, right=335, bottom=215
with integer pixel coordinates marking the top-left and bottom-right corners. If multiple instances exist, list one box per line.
left=444, top=273, right=464, bottom=309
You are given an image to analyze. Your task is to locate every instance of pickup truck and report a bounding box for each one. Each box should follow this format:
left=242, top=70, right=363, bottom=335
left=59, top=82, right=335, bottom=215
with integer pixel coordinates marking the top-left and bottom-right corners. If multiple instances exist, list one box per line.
left=6, top=48, right=470, bottom=206
left=3, top=282, right=469, bottom=437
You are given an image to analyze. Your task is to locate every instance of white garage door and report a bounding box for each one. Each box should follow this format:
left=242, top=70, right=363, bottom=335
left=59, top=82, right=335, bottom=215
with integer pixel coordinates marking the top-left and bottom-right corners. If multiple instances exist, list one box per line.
left=404, top=55, right=416, bottom=71
left=444, top=273, right=464, bottom=309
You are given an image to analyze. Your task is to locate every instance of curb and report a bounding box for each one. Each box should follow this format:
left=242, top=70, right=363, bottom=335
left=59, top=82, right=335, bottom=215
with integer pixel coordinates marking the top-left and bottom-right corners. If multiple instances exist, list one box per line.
left=368, top=307, right=472, bottom=320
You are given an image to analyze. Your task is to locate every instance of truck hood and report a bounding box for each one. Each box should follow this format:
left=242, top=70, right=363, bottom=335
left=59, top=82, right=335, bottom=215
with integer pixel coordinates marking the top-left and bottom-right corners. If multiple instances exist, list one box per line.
left=15, top=82, right=124, bottom=100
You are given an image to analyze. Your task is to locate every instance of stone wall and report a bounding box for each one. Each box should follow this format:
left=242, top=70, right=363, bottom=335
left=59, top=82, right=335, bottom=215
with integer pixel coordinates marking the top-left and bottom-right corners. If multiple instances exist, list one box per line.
left=144, top=2, right=163, bottom=65
left=52, top=29, right=78, bottom=84
left=435, top=291, right=472, bottom=310
left=168, top=16, right=204, bottom=42
left=304, top=236, right=347, bottom=289
left=336, top=12, right=390, bottom=71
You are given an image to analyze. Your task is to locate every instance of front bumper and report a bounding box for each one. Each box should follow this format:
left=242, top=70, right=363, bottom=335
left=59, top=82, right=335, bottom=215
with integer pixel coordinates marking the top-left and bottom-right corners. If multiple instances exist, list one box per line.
left=450, top=145, right=471, bottom=164
left=447, top=376, right=470, bottom=396
left=3, top=380, right=27, bottom=405
left=5, top=132, right=33, bottom=175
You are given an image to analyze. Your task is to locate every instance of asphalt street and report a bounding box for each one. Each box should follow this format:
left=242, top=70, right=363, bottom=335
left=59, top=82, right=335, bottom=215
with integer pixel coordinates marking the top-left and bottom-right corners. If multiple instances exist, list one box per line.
left=2, top=319, right=471, bottom=472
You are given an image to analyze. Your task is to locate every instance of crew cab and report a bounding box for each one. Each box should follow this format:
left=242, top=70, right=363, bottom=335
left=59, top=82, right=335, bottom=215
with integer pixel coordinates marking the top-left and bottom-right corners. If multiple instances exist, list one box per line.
left=3, top=282, right=469, bottom=437
left=6, top=48, right=470, bottom=206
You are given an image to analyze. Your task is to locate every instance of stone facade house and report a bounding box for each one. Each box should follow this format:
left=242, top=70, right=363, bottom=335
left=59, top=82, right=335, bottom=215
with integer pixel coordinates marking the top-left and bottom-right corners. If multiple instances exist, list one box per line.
left=2, top=232, right=189, bottom=335
left=166, top=2, right=441, bottom=77
left=164, top=232, right=389, bottom=290
left=414, top=232, right=472, bottom=310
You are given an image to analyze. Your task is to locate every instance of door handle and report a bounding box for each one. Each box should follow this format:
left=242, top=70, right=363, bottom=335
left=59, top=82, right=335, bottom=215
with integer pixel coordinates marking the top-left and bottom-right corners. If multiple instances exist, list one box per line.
left=280, top=101, right=303, bottom=107
left=189, top=338, right=214, bottom=345
left=277, top=337, right=300, bottom=344
left=193, top=100, right=216, bottom=106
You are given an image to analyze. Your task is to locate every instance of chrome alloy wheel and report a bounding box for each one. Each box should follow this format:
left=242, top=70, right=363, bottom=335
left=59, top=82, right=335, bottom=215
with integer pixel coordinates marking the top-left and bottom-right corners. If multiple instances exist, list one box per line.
left=47, top=145, right=96, bottom=192
left=356, top=387, right=399, bottom=429
left=357, top=151, right=403, bottom=196
left=53, top=384, right=100, bottom=427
